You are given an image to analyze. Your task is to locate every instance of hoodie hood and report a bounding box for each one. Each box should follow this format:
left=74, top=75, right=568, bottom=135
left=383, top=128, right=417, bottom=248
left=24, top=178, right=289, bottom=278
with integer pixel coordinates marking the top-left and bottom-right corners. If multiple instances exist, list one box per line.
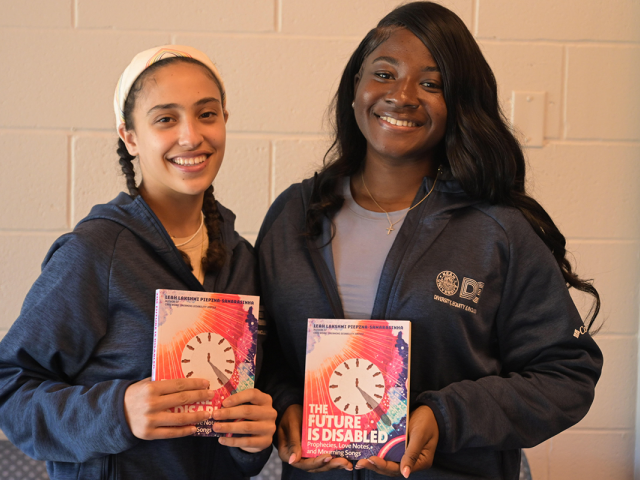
left=73, top=192, right=241, bottom=292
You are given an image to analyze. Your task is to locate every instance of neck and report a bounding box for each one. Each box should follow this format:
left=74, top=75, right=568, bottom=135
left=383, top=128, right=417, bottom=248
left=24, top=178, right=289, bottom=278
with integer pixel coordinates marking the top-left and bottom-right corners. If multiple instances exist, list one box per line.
left=139, top=185, right=205, bottom=238
left=351, top=156, right=438, bottom=213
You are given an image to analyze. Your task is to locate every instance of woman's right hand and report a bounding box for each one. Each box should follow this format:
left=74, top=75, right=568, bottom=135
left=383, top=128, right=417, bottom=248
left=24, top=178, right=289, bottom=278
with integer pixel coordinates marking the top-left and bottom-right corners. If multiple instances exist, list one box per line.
left=277, top=404, right=352, bottom=473
left=124, top=377, right=214, bottom=440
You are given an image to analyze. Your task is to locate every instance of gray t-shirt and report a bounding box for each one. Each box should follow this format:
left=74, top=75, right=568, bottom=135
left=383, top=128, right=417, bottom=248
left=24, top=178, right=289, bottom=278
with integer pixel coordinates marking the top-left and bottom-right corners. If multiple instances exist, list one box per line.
left=328, top=177, right=409, bottom=319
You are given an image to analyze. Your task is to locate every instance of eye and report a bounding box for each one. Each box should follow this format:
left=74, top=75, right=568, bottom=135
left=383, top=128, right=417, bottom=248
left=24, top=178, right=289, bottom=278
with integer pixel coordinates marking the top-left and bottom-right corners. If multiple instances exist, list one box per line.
left=421, top=80, right=442, bottom=90
left=155, top=116, right=175, bottom=124
left=200, top=111, right=218, bottom=119
left=375, top=72, right=394, bottom=80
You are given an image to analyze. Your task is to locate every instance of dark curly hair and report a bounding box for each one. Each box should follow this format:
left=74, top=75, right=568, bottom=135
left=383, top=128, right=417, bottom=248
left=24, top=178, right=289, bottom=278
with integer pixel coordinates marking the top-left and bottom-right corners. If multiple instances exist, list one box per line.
left=306, top=1, right=600, bottom=331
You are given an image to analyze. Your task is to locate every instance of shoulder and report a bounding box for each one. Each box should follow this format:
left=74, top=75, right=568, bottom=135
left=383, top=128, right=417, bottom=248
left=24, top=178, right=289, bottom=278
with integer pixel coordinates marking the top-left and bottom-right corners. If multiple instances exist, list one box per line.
left=471, top=203, right=549, bottom=254
left=63, top=192, right=143, bottom=257
left=44, top=218, right=129, bottom=269
left=270, top=180, right=309, bottom=217
left=255, top=181, right=309, bottom=250
left=214, top=200, right=255, bottom=256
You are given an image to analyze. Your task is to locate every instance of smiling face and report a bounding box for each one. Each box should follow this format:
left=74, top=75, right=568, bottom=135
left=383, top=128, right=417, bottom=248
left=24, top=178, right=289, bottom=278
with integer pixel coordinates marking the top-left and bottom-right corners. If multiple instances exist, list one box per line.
left=353, top=28, right=447, bottom=168
left=119, top=61, right=228, bottom=202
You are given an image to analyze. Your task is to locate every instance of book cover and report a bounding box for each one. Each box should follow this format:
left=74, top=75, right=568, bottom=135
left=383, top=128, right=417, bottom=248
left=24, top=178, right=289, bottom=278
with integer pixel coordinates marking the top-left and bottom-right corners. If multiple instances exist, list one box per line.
left=302, top=319, right=411, bottom=461
left=152, top=289, right=259, bottom=437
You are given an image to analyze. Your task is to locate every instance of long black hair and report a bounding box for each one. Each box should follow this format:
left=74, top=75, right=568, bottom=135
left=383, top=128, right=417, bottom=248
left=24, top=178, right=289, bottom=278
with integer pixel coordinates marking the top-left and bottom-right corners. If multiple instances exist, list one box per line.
left=117, top=56, right=226, bottom=273
left=307, top=1, right=600, bottom=331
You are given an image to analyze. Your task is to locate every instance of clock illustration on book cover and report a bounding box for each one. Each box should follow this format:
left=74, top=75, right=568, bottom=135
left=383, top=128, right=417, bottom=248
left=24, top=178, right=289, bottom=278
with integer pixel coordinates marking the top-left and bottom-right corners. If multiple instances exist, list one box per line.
left=329, top=358, right=389, bottom=424
left=181, top=332, right=236, bottom=392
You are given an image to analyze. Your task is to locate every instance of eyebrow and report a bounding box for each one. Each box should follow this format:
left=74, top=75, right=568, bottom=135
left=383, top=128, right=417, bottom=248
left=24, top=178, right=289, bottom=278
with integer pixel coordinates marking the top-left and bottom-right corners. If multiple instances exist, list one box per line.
left=146, top=97, right=221, bottom=116
left=371, top=55, right=440, bottom=72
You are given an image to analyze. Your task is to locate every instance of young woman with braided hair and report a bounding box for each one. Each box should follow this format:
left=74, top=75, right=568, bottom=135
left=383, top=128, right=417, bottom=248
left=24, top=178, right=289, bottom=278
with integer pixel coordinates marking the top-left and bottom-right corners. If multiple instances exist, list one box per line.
left=257, top=3, right=603, bottom=479
left=116, top=127, right=225, bottom=277
left=0, top=46, right=276, bottom=480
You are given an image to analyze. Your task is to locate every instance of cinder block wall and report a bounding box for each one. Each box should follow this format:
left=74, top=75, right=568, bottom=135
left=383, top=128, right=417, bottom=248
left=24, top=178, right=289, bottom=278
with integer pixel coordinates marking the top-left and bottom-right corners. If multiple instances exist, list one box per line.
left=0, top=1, right=638, bottom=479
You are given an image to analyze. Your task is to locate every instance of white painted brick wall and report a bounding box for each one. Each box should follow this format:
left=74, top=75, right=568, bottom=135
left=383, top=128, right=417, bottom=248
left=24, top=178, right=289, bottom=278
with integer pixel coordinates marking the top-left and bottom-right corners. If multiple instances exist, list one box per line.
left=77, top=0, right=276, bottom=32
left=478, top=42, right=564, bottom=138
left=566, top=45, right=640, bottom=140
left=0, top=1, right=638, bottom=478
left=477, top=0, right=640, bottom=42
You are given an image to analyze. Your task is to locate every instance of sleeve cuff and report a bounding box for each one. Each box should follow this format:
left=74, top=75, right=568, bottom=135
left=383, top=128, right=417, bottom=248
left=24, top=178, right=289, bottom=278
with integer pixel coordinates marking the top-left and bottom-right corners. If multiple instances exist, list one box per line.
left=228, top=445, right=274, bottom=477
left=415, top=395, right=448, bottom=452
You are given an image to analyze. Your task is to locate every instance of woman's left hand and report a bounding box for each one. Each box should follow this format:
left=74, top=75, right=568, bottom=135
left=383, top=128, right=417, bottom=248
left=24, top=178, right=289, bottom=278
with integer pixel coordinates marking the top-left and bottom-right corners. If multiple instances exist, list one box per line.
left=212, top=388, right=277, bottom=453
left=354, top=405, right=439, bottom=477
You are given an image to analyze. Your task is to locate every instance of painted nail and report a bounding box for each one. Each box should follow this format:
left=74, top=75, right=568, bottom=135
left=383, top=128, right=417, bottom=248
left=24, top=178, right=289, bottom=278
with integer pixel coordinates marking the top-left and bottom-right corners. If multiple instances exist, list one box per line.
left=402, top=466, right=411, bottom=478
left=367, top=458, right=375, bottom=465
left=323, top=457, right=331, bottom=463
left=288, top=453, right=296, bottom=464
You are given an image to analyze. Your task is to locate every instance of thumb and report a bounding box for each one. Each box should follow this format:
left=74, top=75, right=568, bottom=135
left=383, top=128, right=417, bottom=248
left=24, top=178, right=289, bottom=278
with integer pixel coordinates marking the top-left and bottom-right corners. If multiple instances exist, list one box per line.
left=399, top=437, right=422, bottom=478
left=277, top=415, right=302, bottom=464
left=399, top=405, right=439, bottom=478
left=285, top=434, right=302, bottom=465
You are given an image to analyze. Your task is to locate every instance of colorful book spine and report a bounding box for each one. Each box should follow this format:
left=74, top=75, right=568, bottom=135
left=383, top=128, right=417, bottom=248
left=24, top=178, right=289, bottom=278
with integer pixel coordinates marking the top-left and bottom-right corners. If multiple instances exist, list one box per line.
left=152, top=289, right=259, bottom=437
left=302, top=319, right=411, bottom=461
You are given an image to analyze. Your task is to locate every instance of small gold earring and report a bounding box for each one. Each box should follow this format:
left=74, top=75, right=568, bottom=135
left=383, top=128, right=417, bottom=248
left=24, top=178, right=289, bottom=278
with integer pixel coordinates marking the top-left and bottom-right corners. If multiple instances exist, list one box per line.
left=352, top=101, right=355, bottom=108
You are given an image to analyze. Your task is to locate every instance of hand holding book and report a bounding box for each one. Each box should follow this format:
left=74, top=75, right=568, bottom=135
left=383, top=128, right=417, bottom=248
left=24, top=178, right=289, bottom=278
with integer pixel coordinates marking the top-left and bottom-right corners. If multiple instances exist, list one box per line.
left=354, top=405, right=439, bottom=478
left=152, top=290, right=262, bottom=438
left=212, top=388, right=277, bottom=453
left=124, top=377, right=216, bottom=440
left=276, top=404, right=353, bottom=473
left=213, top=388, right=277, bottom=453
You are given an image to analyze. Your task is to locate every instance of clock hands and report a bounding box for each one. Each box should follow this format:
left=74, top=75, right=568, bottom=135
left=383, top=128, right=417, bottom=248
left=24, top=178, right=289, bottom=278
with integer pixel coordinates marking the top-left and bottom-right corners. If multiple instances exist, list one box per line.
left=356, top=379, right=391, bottom=426
left=207, top=352, right=236, bottom=395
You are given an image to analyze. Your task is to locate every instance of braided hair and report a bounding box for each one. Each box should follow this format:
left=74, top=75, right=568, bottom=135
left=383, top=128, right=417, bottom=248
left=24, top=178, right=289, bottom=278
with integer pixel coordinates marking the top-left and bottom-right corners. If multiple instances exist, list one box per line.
left=118, top=57, right=227, bottom=273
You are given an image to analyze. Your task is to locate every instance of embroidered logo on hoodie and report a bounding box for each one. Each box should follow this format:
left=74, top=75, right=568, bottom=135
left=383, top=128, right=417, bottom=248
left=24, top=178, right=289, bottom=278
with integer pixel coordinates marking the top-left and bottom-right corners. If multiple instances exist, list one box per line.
left=460, top=277, right=484, bottom=304
left=435, top=272, right=484, bottom=314
left=436, top=271, right=459, bottom=296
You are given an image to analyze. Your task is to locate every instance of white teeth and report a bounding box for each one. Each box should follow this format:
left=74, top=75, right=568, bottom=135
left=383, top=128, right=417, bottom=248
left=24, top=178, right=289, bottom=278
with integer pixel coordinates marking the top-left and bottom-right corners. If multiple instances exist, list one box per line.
left=380, top=116, right=418, bottom=127
left=171, top=154, right=207, bottom=166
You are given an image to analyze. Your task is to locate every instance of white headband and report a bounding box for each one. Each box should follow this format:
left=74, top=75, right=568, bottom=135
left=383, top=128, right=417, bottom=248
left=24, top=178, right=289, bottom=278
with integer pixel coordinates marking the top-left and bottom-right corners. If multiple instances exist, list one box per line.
left=113, top=45, right=225, bottom=130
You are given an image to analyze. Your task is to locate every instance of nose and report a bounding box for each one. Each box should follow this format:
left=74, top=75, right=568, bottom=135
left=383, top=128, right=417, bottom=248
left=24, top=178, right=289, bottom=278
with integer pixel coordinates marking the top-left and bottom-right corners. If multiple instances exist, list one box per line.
left=386, top=78, right=419, bottom=108
left=178, top=117, right=203, bottom=149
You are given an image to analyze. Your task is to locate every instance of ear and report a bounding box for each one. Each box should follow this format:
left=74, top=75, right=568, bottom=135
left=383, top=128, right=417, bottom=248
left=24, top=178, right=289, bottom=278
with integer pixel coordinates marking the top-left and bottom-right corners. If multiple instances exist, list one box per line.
left=118, top=123, right=139, bottom=157
left=223, top=109, right=229, bottom=124
left=354, top=72, right=362, bottom=95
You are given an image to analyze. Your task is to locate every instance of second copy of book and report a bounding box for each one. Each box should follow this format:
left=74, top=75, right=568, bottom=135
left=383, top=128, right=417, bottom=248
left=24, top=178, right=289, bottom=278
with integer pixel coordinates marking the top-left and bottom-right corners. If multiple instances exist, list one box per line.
left=152, top=289, right=259, bottom=437
left=302, top=319, right=411, bottom=461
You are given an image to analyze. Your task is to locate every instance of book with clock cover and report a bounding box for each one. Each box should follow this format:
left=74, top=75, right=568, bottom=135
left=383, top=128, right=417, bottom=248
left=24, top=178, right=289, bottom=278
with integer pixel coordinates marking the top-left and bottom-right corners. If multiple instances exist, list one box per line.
left=302, top=319, right=411, bottom=461
left=152, top=289, right=259, bottom=437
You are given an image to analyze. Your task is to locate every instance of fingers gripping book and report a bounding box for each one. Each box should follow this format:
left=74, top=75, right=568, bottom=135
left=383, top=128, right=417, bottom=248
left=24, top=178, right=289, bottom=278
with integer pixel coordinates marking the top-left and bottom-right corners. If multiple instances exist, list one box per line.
left=152, top=289, right=259, bottom=437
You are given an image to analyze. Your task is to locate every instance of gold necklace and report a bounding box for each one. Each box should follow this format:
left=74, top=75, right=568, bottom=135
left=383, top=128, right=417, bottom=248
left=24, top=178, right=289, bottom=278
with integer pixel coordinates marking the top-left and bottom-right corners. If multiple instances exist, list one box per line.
left=361, top=169, right=439, bottom=235
left=196, top=223, right=207, bottom=282
left=171, top=211, right=205, bottom=247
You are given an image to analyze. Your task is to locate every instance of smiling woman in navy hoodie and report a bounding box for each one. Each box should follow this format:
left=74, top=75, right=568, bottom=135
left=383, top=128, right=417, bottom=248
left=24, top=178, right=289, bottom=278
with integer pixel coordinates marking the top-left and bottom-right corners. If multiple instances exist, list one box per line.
left=0, top=46, right=275, bottom=480
left=256, top=3, right=603, bottom=479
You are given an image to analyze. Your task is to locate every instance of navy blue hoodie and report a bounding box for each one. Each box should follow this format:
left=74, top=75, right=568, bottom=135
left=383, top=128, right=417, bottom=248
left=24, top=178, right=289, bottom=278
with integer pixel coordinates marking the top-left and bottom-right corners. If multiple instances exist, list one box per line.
left=0, top=193, right=270, bottom=480
left=256, top=177, right=603, bottom=480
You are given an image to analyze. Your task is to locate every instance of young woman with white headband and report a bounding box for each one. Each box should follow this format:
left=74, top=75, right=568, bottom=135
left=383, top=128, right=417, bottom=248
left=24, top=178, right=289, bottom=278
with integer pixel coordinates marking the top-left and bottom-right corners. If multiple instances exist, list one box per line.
left=0, top=45, right=276, bottom=480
